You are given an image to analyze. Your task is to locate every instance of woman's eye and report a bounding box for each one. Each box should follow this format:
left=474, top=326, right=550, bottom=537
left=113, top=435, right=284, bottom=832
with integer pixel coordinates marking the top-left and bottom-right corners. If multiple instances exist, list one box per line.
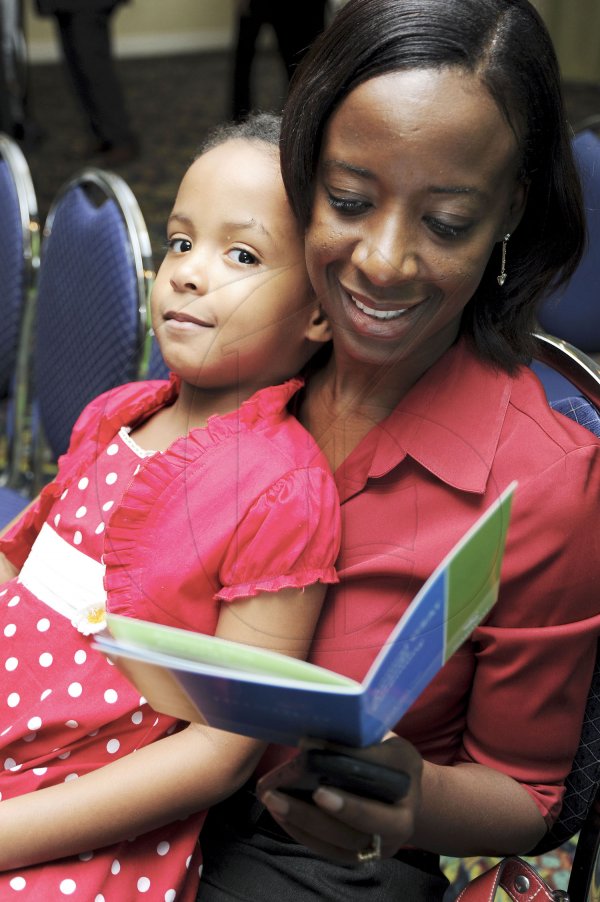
left=326, top=190, right=371, bottom=216
left=425, top=217, right=472, bottom=240
left=228, top=248, right=259, bottom=265
left=166, top=237, right=192, bottom=253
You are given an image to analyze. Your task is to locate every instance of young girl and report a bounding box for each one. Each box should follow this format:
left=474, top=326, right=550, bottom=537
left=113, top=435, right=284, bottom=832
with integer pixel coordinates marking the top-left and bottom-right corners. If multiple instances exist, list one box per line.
left=0, top=113, right=340, bottom=899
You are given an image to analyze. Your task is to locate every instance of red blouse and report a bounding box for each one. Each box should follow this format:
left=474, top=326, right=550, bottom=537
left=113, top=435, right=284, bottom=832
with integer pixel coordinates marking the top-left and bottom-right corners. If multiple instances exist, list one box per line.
left=261, top=339, right=600, bottom=826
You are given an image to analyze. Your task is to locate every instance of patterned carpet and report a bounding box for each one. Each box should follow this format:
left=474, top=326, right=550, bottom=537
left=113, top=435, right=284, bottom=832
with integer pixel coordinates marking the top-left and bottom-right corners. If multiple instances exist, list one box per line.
left=16, top=49, right=600, bottom=900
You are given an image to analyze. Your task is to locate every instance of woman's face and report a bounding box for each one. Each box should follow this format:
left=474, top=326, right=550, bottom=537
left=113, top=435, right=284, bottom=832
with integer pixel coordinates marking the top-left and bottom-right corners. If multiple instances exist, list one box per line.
left=306, top=67, right=527, bottom=375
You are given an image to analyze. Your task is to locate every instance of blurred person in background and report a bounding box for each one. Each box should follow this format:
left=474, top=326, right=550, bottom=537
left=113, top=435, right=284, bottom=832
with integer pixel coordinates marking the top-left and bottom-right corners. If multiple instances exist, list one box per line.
left=34, top=0, right=139, bottom=165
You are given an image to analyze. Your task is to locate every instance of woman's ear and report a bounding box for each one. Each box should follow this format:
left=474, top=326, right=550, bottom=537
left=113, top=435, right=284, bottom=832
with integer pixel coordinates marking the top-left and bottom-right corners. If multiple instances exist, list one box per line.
left=305, top=304, right=332, bottom=344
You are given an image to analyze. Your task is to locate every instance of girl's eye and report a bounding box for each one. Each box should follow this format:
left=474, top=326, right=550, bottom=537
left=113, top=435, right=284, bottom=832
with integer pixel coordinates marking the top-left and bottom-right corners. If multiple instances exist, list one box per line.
left=425, top=217, right=472, bottom=240
left=326, top=190, right=371, bottom=216
left=166, top=237, right=192, bottom=253
left=227, top=248, right=259, bottom=265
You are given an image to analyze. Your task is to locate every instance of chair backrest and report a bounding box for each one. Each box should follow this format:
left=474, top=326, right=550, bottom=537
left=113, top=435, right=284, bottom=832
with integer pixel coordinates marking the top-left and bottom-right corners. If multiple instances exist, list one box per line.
left=31, top=167, right=154, bottom=486
left=531, top=130, right=600, bottom=404
left=525, top=332, right=600, bottom=861
left=0, top=131, right=39, bottom=491
left=146, top=333, right=171, bottom=381
left=536, top=130, right=600, bottom=354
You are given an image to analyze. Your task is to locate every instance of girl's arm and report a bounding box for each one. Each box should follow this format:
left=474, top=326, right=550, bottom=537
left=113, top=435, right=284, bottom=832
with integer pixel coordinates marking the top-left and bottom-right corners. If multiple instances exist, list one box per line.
left=0, top=583, right=326, bottom=871
left=259, top=735, right=546, bottom=861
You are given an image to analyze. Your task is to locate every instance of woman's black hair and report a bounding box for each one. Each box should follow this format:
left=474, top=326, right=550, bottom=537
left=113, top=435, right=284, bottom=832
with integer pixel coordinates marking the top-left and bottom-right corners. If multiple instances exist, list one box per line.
left=280, top=0, right=586, bottom=371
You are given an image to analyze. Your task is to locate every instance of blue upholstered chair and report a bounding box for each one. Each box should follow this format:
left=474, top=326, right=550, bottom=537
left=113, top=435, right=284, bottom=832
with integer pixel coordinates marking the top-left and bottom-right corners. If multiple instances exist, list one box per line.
left=532, top=130, right=600, bottom=403
left=30, top=167, right=155, bottom=490
left=146, top=332, right=170, bottom=381
left=0, top=132, right=40, bottom=523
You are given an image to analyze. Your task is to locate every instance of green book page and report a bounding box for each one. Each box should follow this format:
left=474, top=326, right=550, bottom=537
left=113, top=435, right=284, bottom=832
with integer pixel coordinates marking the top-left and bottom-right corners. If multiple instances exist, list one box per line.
left=444, top=482, right=515, bottom=660
left=105, top=614, right=355, bottom=688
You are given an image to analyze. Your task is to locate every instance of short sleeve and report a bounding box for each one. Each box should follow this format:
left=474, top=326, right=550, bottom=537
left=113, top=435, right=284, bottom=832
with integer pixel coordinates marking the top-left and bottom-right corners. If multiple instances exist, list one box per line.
left=217, top=466, right=341, bottom=601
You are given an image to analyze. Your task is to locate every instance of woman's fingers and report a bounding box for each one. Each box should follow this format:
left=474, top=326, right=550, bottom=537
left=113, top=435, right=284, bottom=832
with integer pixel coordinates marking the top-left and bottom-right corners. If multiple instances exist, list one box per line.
left=259, top=735, right=425, bottom=859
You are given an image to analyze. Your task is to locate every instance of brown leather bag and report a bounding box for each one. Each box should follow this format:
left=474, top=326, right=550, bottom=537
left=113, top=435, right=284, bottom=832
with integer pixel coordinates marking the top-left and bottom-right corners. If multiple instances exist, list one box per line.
left=457, top=856, right=569, bottom=901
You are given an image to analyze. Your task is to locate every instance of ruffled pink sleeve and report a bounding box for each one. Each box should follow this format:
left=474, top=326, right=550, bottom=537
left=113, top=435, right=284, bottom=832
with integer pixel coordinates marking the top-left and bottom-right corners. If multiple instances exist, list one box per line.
left=217, top=466, right=341, bottom=601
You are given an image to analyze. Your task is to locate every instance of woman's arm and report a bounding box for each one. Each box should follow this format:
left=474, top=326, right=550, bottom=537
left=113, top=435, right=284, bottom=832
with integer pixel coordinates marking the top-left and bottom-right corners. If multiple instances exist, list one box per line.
left=259, top=735, right=546, bottom=862
left=0, top=583, right=326, bottom=871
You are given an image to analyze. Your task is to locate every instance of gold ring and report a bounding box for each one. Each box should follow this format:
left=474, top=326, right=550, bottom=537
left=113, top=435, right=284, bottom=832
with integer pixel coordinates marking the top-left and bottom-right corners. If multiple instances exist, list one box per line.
left=356, top=833, right=382, bottom=863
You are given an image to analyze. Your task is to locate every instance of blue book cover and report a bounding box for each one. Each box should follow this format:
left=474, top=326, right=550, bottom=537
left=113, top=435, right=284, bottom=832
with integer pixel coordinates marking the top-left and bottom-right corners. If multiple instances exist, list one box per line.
left=94, top=481, right=516, bottom=748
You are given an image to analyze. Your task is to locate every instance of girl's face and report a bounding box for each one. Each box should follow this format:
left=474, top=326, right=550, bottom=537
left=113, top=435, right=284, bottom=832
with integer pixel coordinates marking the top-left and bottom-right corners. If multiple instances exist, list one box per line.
left=152, top=140, right=326, bottom=395
left=306, top=67, right=527, bottom=377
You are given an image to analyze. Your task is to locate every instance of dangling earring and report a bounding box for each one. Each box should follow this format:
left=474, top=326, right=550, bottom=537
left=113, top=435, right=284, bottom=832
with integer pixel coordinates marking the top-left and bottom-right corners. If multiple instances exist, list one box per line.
left=497, top=233, right=511, bottom=287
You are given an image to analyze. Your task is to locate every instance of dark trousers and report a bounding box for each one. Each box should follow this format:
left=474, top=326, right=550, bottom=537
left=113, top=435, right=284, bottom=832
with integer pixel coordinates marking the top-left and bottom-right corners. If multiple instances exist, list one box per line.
left=54, top=7, right=134, bottom=147
left=196, top=790, right=449, bottom=901
left=232, top=0, right=328, bottom=120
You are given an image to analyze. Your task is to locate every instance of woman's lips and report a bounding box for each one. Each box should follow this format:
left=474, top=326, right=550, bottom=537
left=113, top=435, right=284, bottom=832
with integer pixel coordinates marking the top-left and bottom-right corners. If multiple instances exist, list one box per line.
left=350, top=295, right=410, bottom=320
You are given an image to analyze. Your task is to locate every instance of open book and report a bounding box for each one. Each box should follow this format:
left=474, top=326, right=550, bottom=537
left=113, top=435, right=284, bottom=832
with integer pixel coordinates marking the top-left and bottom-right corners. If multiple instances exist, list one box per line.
left=94, top=481, right=516, bottom=748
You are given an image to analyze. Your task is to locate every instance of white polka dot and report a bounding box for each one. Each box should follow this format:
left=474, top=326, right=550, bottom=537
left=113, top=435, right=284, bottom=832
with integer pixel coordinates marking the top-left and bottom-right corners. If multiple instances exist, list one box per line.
left=4, top=757, right=17, bottom=769
left=37, top=618, right=50, bottom=632
left=5, top=657, right=18, bottom=671
left=104, top=689, right=118, bottom=704
left=9, top=876, right=26, bottom=891
left=106, top=738, right=120, bottom=754
left=111, top=859, right=121, bottom=875
left=40, top=689, right=52, bottom=700
left=65, top=721, right=78, bottom=730
left=58, top=750, right=71, bottom=759
left=75, top=506, right=87, bottom=519
left=39, top=652, right=53, bottom=667
left=107, top=444, right=119, bottom=456
left=134, top=464, right=141, bottom=476
left=102, top=500, right=114, bottom=512
left=59, top=878, right=77, bottom=894
left=186, top=855, right=192, bottom=868
left=78, top=477, right=89, bottom=490
left=7, top=693, right=20, bottom=708
left=74, top=649, right=87, bottom=664
left=95, top=522, right=105, bottom=535
left=157, top=841, right=170, bottom=856
left=131, top=710, right=143, bottom=725
left=54, top=514, right=61, bottom=527
left=0, top=587, right=6, bottom=596
left=95, top=896, right=105, bottom=902
left=61, top=489, right=68, bottom=500
left=23, top=732, right=37, bottom=743
left=68, top=682, right=83, bottom=698
left=27, top=716, right=42, bottom=731
left=165, top=892, right=176, bottom=902
left=137, top=877, right=151, bottom=893
left=7, top=595, right=19, bottom=607
left=0, top=725, right=11, bottom=737
left=79, top=851, right=93, bottom=862
left=73, top=531, right=82, bottom=545
left=64, top=773, right=78, bottom=782
left=4, top=623, right=16, bottom=637
left=32, top=767, right=47, bottom=776
left=105, top=472, right=118, bottom=485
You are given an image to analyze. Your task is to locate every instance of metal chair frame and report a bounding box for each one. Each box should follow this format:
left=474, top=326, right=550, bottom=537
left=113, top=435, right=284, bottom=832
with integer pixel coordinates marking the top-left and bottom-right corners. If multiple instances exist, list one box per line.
left=29, top=167, right=155, bottom=492
left=0, top=131, right=39, bottom=497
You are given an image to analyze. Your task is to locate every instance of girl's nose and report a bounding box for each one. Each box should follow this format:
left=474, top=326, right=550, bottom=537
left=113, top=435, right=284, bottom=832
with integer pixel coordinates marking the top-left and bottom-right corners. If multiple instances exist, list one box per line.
left=351, top=213, right=419, bottom=287
left=169, top=254, right=209, bottom=294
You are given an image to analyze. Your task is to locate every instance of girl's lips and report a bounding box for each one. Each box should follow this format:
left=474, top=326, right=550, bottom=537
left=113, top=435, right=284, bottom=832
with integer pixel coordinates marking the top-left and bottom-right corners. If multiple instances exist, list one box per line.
left=165, top=311, right=214, bottom=328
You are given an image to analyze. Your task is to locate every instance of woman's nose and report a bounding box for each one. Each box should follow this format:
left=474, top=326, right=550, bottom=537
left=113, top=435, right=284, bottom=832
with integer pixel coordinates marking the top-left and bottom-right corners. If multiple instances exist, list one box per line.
left=351, top=214, right=419, bottom=286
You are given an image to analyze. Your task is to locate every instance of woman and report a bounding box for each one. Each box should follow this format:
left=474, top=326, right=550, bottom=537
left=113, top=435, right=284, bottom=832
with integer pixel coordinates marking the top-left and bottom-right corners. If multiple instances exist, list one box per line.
left=198, top=0, right=600, bottom=898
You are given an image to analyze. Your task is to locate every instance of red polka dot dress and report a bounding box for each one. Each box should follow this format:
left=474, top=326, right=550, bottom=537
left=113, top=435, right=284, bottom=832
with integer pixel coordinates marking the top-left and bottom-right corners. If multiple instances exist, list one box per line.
left=0, top=427, right=204, bottom=899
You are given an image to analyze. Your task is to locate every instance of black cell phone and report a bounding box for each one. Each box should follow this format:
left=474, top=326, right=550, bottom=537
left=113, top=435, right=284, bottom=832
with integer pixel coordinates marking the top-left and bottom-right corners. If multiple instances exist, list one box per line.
left=257, top=749, right=410, bottom=805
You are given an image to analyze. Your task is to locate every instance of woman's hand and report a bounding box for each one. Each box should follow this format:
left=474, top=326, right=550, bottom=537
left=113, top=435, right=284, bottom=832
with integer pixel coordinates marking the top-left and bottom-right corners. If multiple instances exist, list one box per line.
left=257, top=735, right=423, bottom=864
